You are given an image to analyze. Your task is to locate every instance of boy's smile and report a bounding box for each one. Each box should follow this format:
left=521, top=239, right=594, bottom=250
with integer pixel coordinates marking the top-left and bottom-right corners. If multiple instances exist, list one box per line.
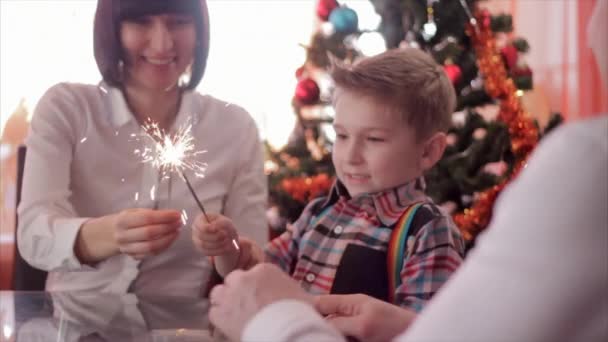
left=343, top=173, right=371, bottom=184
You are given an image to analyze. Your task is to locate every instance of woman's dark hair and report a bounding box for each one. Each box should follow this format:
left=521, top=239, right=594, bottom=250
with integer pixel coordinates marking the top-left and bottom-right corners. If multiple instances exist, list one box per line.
left=93, top=0, right=209, bottom=90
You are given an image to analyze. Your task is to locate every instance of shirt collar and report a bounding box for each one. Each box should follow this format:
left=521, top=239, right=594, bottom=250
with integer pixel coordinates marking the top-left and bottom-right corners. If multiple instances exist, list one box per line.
left=100, top=81, right=200, bottom=130
left=99, top=82, right=133, bottom=128
left=321, top=177, right=429, bottom=226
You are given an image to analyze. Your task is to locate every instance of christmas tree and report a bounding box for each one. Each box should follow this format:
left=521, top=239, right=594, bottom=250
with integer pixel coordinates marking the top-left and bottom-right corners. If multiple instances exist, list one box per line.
left=265, top=0, right=561, bottom=243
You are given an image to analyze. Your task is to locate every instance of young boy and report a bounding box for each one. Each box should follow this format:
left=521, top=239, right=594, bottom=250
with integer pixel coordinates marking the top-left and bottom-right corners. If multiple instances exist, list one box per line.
left=193, top=48, right=465, bottom=312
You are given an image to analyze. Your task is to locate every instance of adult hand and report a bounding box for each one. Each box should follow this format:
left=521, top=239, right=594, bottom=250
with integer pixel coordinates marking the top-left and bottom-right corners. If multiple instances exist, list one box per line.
left=113, top=208, right=182, bottom=260
left=209, top=263, right=314, bottom=341
left=315, top=294, right=417, bottom=342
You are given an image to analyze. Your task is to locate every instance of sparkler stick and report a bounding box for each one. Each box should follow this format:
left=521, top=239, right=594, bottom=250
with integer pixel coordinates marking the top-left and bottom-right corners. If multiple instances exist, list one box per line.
left=180, top=169, right=209, bottom=222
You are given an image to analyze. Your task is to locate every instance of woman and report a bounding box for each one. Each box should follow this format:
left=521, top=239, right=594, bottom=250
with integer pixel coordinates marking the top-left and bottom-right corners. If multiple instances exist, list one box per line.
left=17, top=0, right=267, bottom=296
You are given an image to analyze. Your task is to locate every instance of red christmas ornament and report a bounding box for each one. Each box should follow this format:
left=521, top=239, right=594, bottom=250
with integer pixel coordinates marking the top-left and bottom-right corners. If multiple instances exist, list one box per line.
left=500, top=45, right=518, bottom=70
left=295, top=78, right=320, bottom=104
left=316, top=0, right=339, bottom=21
left=443, top=64, right=462, bottom=84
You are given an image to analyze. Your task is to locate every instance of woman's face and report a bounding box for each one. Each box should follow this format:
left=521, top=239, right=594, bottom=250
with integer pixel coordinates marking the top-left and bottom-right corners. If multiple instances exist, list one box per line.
left=120, top=13, right=196, bottom=91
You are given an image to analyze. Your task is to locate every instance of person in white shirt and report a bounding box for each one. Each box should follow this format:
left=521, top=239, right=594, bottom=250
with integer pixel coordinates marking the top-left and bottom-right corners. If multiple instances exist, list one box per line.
left=17, top=0, right=267, bottom=296
left=208, top=116, right=608, bottom=342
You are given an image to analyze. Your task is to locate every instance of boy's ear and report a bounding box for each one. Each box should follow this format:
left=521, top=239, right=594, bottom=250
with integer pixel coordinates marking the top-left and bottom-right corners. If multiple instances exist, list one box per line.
left=420, top=132, right=447, bottom=171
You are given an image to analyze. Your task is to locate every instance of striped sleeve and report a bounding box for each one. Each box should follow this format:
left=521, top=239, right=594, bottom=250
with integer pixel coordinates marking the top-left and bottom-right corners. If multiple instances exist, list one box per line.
left=394, top=214, right=465, bottom=312
left=264, top=198, right=326, bottom=274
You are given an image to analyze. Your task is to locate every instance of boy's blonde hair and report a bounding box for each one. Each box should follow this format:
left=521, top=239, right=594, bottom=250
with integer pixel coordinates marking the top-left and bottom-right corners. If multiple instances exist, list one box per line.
left=330, top=48, right=456, bottom=141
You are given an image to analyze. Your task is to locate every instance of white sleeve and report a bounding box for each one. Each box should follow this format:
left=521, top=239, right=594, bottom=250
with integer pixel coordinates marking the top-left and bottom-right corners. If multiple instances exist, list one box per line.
left=222, top=118, right=268, bottom=246
left=242, top=300, right=346, bottom=342
left=17, top=84, right=92, bottom=271
left=398, top=118, right=608, bottom=342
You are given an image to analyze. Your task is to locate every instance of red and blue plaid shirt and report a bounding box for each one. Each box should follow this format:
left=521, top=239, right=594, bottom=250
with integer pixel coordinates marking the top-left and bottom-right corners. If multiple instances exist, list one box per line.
left=265, top=178, right=465, bottom=312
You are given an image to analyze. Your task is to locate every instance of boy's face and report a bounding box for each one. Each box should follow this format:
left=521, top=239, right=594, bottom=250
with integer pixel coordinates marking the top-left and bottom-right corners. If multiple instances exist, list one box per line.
left=332, top=89, right=425, bottom=197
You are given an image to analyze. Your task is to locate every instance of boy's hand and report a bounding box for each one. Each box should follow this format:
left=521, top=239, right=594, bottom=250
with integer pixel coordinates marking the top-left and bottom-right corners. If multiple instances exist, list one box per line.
left=192, top=213, right=238, bottom=256
left=233, top=237, right=264, bottom=270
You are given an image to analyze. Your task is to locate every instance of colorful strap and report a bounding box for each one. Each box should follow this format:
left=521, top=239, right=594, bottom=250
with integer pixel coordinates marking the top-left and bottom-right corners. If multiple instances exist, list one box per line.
left=387, top=202, right=424, bottom=303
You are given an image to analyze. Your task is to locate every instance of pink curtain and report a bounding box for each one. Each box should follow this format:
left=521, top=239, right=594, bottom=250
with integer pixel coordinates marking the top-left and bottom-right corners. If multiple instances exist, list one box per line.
left=486, top=0, right=608, bottom=120
left=577, top=0, right=608, bottom=118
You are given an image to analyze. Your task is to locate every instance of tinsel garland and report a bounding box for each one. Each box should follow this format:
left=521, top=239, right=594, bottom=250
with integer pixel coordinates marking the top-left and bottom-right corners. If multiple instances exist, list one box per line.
left=454, top=10, right=539, bottom=241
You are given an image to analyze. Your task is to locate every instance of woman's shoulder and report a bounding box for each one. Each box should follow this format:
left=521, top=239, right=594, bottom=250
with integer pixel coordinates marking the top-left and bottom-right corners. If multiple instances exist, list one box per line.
left=42, top=81, right=104, bottom=97
left=32, top=82, right=111, bottom=130
left=37, top=82, right=106, bottom=108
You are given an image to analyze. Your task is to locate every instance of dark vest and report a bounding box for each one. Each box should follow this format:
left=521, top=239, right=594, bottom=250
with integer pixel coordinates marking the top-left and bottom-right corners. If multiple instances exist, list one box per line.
left=329, top=205, right=436, bottom=302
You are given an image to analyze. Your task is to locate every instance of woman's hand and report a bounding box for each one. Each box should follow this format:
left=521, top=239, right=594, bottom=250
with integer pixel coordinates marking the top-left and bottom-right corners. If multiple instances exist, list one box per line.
left=75, top=208, right=182, bottom=263
left=113, top=208, right=183, bottom=260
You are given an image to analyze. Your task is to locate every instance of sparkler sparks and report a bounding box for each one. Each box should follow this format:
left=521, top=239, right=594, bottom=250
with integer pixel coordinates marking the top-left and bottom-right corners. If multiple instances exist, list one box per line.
left=134, top=119, right=211, bottom=222
left=181, top=209, right=189, bottom=225
left=136, top=120, right=208, bottom=179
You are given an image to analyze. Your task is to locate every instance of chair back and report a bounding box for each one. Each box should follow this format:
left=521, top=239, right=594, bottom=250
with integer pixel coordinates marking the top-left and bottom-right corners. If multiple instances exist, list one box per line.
left=13, top=145, right=48, bottom=290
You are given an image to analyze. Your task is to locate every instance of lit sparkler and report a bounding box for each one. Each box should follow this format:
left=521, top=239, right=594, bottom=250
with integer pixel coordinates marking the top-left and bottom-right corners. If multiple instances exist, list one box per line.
left=138, top=120, right=208, bottom=179
left=135, top=119, right=210, bottom=221
left=134, top=119, right=239, bottom=251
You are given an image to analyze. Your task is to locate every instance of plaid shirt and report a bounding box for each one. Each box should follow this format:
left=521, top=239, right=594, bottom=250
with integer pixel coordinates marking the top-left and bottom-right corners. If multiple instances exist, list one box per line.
left=265, top=178, right=465, bottom=312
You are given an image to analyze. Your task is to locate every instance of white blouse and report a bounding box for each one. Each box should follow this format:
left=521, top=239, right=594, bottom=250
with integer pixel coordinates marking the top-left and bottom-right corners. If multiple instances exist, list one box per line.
left=17, top=82, right=268, bottom=296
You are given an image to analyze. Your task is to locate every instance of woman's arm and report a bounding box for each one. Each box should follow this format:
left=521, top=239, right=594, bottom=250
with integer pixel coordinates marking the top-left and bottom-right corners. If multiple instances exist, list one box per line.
left=17, top=84, right=98, bottom=271
left=17, top=84, right=183, bottom=270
